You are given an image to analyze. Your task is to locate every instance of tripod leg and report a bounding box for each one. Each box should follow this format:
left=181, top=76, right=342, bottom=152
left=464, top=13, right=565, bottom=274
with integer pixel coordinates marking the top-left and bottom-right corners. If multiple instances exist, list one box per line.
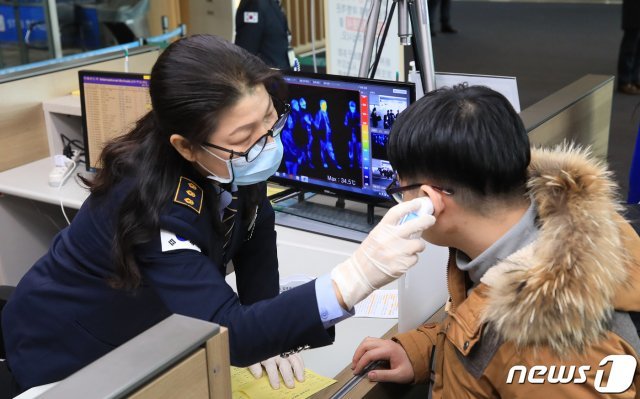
left=409, top=0, right=436, bottom=93
left=369, top=1, right=397, bottom=80
left=359, top=0, right=383, bottom=78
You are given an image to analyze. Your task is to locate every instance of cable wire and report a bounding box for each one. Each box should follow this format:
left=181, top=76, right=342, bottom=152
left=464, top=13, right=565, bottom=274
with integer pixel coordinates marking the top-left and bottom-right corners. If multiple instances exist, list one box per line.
left=370, top=0, right=390, bottom=75
left=57, top=160, right=77, bottom=226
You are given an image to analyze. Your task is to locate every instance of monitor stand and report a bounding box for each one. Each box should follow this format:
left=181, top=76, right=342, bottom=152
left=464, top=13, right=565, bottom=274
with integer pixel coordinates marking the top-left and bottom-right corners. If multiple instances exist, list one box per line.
left=271, top=191, right=383, bottom=233
left=333, top=196, right=376, bottom=225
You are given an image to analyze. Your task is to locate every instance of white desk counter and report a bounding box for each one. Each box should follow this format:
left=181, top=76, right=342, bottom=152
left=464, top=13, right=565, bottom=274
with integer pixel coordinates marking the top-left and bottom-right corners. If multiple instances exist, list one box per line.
left=0, top=157, right=89, bottom=210
left=0, top=158, right=90, bottom=284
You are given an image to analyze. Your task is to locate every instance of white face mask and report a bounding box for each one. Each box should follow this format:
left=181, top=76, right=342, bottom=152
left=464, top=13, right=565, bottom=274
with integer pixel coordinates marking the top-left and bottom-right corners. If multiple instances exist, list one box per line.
left=197, top=135, right=284, bottom=185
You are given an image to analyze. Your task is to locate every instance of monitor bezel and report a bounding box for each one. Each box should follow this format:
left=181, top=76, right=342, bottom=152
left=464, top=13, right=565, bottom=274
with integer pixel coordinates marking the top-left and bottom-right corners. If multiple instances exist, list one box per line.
left=78, top=69, right=150, bottom=172
left=269, top=71, right=416, bottom=204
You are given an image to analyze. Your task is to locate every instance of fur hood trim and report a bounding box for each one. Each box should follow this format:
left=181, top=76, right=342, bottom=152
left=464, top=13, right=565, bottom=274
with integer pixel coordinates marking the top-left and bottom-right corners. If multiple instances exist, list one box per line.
left=480, top=144, right=628, bottom=355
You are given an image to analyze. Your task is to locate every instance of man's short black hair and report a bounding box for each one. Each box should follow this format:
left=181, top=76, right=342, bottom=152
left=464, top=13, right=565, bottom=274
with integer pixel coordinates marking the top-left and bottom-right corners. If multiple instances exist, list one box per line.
left=388, top=85, right=530, bottom=201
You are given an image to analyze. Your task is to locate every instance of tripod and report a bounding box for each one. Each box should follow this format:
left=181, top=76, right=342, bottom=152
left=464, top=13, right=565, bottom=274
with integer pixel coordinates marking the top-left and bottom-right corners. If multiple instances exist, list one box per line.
left=358, top=0, right=435, bottom=94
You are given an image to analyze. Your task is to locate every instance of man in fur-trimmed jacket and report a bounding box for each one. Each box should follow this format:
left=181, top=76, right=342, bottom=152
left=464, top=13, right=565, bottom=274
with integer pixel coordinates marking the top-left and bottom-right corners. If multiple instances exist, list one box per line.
left=353, top=85, right=640, bottom=398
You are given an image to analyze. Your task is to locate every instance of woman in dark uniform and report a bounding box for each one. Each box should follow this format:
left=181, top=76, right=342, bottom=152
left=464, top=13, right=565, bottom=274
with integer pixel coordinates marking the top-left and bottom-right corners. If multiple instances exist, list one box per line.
left=1, top=35, right=434, bottom=394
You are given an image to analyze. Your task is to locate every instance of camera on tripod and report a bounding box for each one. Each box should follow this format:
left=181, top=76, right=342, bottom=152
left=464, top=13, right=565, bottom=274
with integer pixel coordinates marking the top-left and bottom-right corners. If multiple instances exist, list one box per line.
left=359, top=0, right=435, bottom=95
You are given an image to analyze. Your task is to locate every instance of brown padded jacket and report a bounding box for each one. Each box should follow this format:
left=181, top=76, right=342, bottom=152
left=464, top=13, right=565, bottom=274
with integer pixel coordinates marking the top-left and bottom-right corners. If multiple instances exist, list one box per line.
left=393, top=146, right=640, bottom=398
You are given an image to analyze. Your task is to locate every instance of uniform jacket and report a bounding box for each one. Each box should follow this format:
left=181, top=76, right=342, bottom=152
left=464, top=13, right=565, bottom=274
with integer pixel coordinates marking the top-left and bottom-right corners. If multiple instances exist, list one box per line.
left=2, top=167, right=334, bottom=390
left=393, top=146, right=640, bottom=398
left=235, top=0, right=290, bottom=69
left=623, top=0, right=640, bottom=31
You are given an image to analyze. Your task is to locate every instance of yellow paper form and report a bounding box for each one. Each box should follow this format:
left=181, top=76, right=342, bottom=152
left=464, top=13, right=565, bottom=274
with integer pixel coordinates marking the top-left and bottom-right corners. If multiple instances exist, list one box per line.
left=354, top=289, right=398, bottom=318
left=231, top=366, right=336, bottom=399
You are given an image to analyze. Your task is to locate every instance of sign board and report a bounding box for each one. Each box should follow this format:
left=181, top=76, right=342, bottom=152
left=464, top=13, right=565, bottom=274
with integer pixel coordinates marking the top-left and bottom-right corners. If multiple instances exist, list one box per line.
left=410, top=70, right=521, bottom=113
left=436, top=72, right=521, bottom=113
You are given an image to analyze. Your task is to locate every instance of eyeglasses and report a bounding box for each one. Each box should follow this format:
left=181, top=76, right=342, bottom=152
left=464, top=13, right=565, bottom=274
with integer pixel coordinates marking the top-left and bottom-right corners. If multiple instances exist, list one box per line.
left=202, top=97, right=291, bottom=162
left=385, top=176, right=454, bottom=203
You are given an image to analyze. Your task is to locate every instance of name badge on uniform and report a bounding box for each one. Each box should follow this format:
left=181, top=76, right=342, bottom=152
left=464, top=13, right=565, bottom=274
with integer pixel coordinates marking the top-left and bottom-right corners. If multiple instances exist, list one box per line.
left=160, top=230, right=201, bottom=253
left=244, top=11, right=259, bottom=23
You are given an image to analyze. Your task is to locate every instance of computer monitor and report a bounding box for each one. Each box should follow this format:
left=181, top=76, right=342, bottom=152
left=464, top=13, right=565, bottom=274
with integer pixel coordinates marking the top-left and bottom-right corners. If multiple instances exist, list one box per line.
left=272, top=71, right=415, bottom=203
left=79, top=70, right=152, bottom=171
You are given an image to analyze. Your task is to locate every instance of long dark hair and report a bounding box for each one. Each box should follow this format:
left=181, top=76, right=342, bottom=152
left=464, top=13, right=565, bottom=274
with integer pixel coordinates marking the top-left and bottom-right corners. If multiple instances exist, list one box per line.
left=83, top=35, right=284, bottom=290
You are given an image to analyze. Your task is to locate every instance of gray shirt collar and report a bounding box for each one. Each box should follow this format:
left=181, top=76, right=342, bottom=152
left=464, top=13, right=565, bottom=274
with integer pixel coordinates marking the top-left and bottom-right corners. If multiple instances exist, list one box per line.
left=456, top=202, right=538, bottom=284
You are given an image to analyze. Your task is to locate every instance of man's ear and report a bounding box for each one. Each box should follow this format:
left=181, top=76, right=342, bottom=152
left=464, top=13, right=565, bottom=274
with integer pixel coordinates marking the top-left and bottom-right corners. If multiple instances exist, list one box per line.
left=170, top=134, right=197, bottom=162
left=421, top=185, right=445, bottom=216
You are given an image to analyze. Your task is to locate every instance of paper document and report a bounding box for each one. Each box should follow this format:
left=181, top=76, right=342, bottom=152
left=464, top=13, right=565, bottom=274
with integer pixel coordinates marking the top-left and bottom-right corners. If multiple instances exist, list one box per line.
left=354, top=289, right=398, bottom=318
left=231, top=366, right=336, bottom=399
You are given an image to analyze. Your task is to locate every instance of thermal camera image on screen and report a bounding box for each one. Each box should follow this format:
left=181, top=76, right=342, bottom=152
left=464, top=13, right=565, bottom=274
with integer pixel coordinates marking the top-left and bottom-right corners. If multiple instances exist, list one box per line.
left=368, top=94, right=409, bottom=190
left=369, top=95, right=407, bottom=130
left=274, top=73, right=414, bottom=202
left=371, top=133, right=394, bottom=188
left=279, top=83, right=363, bottom=189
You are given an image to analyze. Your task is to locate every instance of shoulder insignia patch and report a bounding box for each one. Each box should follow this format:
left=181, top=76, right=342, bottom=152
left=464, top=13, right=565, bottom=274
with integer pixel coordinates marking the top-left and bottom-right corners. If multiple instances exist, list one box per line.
left=174, top=176, right=203, bottom=214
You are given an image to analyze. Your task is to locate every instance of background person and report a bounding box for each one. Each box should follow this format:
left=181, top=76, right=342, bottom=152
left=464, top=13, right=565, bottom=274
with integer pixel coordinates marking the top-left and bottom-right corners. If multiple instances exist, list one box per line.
left=235, top=0, right=292, bottom=70
left=370, top=107, right=381, bottom=128
left=617, top=0, right=640, bottom=94
left=428, top=0, right=457, bottom=36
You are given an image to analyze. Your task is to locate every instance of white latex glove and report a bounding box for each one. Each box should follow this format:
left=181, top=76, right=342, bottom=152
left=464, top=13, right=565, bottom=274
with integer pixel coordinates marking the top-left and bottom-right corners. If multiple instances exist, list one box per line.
left=331, top=198, right=435, bottom=309
left=248, top=353, right=305, bottom=389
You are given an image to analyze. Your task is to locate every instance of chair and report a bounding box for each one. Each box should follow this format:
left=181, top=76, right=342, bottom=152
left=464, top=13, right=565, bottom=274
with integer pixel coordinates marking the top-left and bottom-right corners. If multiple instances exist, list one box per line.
left=0, top=285, right=18, bottom=399
left=0, top=285, right=15, bottom=358
left=77, top=0, right=150, bottom=47
left=17, top=314, right=230, bottom=398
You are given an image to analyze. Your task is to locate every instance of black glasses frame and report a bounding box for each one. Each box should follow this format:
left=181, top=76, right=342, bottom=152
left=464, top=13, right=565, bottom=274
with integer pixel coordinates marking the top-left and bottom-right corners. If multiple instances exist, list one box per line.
left=202, top=97, right=291, bottom=163
left=385, top=177, right=454, bottom=203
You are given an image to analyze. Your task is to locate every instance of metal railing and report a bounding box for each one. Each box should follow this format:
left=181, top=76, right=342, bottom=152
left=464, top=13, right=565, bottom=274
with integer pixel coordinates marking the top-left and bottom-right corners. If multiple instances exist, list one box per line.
left=282, top=0, right=326, bottom=55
